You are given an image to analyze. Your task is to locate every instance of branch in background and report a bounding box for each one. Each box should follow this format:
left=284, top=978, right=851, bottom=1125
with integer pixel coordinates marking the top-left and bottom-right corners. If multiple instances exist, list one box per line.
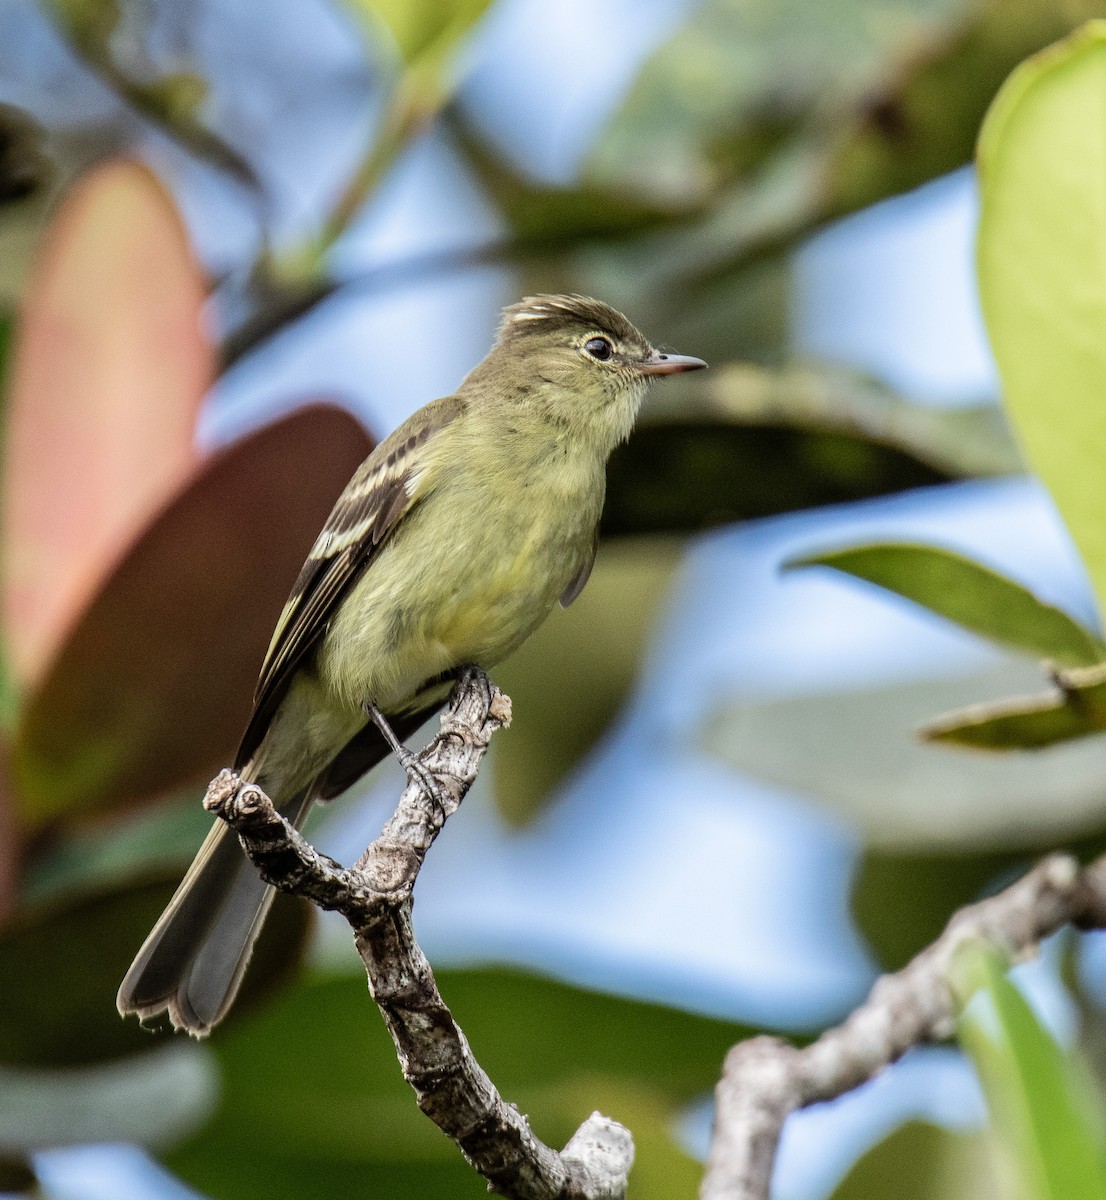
left=700, top=851, right=1106, bottom=1200
left=41, top=0, right=261, bottom=196
left=204, top=667, right=634, bottom=1200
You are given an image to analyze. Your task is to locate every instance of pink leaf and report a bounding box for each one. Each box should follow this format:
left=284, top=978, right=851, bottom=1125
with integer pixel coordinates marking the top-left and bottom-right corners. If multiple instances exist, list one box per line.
left=3, top=159, right=212, bottom=687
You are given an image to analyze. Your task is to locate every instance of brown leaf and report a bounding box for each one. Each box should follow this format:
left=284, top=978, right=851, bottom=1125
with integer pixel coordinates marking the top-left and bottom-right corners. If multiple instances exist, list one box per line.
left=2, top=159, right=212, bottom=686
left=11, top=405, right=372, bottom=831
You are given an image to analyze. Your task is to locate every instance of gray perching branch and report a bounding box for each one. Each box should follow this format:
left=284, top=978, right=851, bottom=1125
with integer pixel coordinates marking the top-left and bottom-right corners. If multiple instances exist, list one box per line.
left=700, top=852, right=1106, bottom=1200
left=203, top=666, right=634, bottom=1200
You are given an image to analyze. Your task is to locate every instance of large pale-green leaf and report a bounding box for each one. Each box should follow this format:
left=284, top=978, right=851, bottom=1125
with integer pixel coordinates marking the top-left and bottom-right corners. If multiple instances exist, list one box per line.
left=977, top=20, right=1106, bottom=621
left=957, top=948, right=1106, bottom=1199
left=789, top=542, right=1105, bottom=668
left=702, top=662, right=1106, bottom=850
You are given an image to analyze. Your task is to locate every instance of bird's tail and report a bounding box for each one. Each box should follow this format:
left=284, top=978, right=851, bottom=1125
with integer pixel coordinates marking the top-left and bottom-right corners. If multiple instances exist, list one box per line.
left=116, top=787, right=313, bottom=1037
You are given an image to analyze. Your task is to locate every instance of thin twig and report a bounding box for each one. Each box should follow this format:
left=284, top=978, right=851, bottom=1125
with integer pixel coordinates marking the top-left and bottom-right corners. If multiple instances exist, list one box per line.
left=701, top=851, right=1106, bottom=1200
left=204, top=666, right=633, bottom=1200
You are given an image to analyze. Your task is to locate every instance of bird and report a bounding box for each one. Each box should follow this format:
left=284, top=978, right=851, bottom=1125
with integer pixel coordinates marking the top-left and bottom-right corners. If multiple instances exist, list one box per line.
left=117, top=293, right=706, bottom=1036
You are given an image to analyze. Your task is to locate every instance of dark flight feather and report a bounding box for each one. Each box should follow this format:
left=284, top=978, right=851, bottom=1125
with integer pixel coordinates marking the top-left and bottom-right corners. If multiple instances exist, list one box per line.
left=235, top=395, right=464, bottom=770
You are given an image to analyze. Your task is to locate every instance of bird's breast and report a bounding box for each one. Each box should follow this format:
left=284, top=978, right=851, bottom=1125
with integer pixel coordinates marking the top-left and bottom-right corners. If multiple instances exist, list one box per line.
left=317, top=450, right=602, bottom=714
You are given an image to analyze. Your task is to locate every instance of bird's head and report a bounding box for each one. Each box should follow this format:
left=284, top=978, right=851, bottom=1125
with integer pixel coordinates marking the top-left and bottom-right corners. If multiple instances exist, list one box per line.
left=468, top=294, right=706, bottom=454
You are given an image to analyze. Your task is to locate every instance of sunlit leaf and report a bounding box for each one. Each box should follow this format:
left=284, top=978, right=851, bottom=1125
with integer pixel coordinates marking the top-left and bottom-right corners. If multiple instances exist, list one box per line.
left=788, top=543, right=1104, bottom=668
left=166, top=968, right=750, bottom=1199
left=12, top=406, right=372, bottom=831
left=702, top=663, right=1106, bottom=849
left=978, top=20, right=1106, bottom=622
left=2, top=159, right=212, bottom=688
left=348, top=0, right=494, bottom=63
left=0, top=878, right=311, bottom=1066
left=957, top=947, right=1106, bottom=1199
left=493, top=538, right=681, bottom=822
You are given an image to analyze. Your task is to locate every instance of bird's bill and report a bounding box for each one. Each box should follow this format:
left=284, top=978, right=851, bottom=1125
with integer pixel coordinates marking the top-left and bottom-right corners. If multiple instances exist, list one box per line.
left=638, top=352, right=708, bottom=376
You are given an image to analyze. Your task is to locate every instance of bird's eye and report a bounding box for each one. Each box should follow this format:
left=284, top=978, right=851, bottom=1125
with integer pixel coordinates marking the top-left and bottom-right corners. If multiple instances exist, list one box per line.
left=584, top=336, right=613, bottom=361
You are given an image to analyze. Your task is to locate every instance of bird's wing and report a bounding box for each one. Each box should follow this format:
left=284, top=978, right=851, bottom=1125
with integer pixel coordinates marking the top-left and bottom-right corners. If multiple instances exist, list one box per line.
left=234, top=395, right=465, bottom=770
left=559, top=523, right=600, bottom=608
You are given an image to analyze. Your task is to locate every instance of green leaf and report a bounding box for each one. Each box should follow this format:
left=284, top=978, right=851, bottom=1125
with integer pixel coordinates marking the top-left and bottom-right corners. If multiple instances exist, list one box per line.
left=832, top=1120, right=991, bottom=1199
left=18, top=789, right=212, bottom=910
left=701, top=663, right=1106, bottom=849
left=11, top=406, right=371, bottom=832
left=978, top=20, right=1106, bottom=624
left=346, top=0, right=492, bottom=63
left=166, top=968, right=751, bottom=1200
left=788, top=542, right=1105, bottom=668
left=923, top=662, right=1106, bottom=750
left=603, top=421, right=950, bottom=537
left=957, top=947, right=1106, bottom=1199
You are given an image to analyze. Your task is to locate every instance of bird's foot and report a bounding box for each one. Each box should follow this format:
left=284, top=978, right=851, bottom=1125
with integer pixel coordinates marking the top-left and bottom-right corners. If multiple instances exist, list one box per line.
left=365, top=701, right=448, bottom=820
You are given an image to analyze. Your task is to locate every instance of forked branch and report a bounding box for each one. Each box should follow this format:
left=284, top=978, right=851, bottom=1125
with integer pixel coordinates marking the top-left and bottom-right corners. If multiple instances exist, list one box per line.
left=701, top=851, right=1106, bottom=1199
left=204, top=666, right=633, bottom=1200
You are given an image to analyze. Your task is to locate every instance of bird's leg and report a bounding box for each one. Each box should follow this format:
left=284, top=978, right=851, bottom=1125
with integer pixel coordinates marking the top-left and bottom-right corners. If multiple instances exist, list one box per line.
left=364, top=702, right=448, bottom=819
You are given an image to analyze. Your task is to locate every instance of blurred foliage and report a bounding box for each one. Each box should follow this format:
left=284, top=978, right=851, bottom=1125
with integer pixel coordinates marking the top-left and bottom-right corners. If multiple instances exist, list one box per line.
left=702, top=662, right=1106, bottom=851
left=4, top=0, right=1106, bottom=1196
left=0, top=103, right=49, bottom=205
left=166, top=967, right=749, bottom=1200
left=956, top=948, right=1106, bottom=1198
left=494, top=537, right=681, bottom=821
left=850, top=827, right=1106, bottom=972
left=12, top=406, right=370, bottom=831
left=921, top=662, right=1106, bottom=751
left=833, top=1121, right=994, bottom=1199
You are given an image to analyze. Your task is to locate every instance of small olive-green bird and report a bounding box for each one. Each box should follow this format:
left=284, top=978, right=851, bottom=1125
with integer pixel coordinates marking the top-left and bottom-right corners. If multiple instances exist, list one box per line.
left=117, top=294, right=705, bottom=1035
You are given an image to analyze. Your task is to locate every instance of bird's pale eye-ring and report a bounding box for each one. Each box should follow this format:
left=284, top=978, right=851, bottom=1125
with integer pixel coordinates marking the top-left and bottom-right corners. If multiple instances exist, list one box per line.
left=583, top=336, right=614, bottom=362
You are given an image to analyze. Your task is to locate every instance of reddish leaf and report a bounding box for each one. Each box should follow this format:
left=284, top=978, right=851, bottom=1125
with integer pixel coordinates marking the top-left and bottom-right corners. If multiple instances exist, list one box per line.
left=11, top=405, right=372, bottom=831
left=3, top=159, right=212, bottom=686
